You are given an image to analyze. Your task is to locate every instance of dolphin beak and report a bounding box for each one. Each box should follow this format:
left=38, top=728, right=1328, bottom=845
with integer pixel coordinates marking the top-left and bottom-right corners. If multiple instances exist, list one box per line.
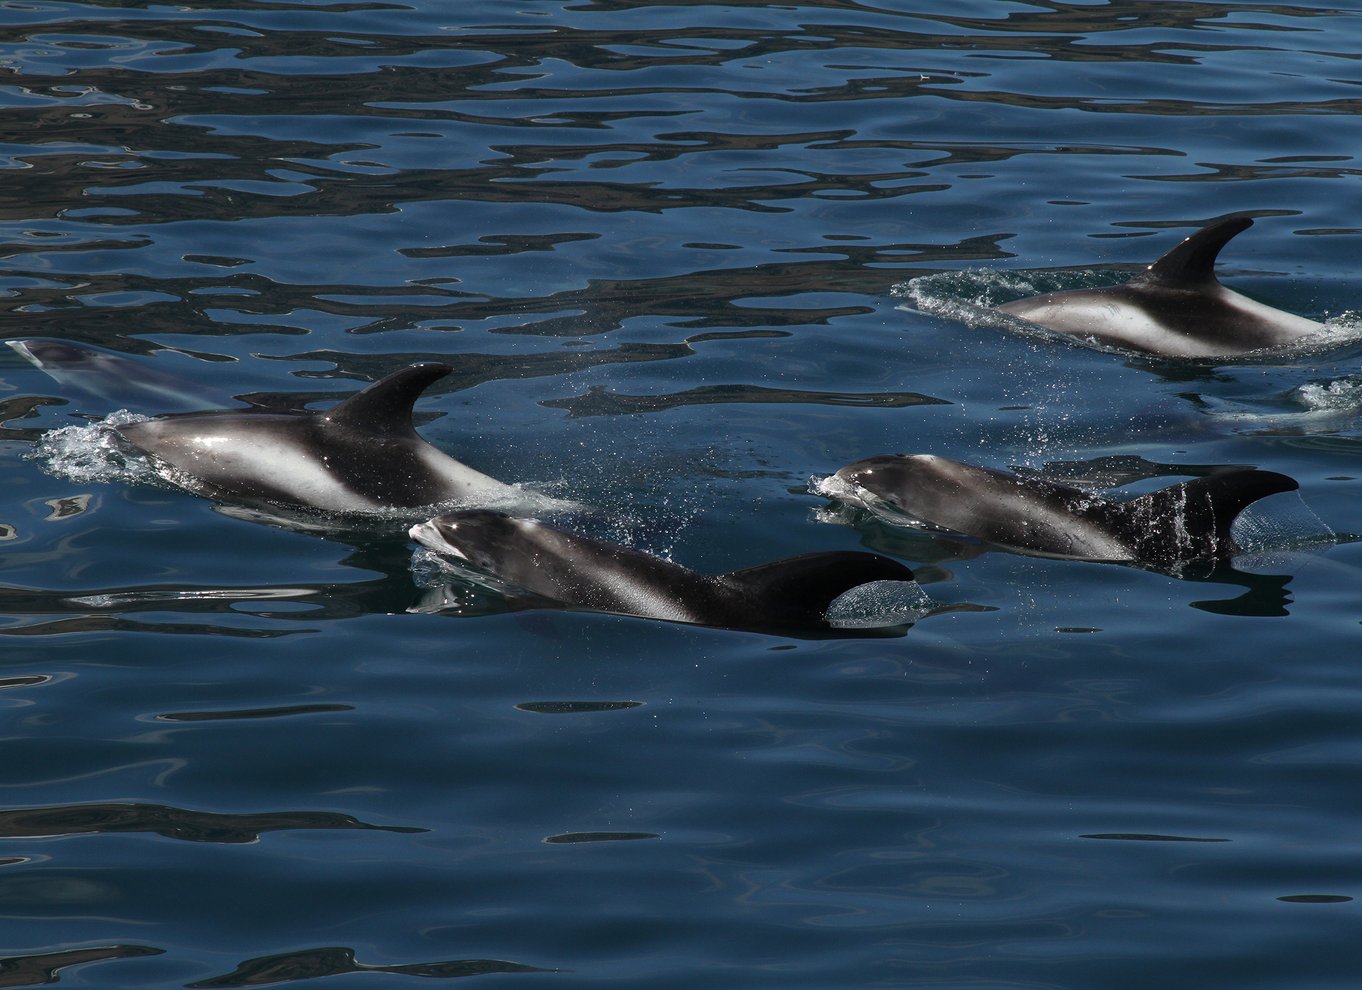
left=409, top=519, right=469, bottom=561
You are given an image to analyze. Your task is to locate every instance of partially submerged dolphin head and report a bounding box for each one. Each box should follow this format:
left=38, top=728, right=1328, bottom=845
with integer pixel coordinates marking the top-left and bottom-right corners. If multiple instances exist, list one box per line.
left=993, top=216, right=1323, bottom=358
left=410, top=509, right=919, bottom=634
left=832, top=453, right=1300, bottom=569
left=116, top=363, right=516, bottom=515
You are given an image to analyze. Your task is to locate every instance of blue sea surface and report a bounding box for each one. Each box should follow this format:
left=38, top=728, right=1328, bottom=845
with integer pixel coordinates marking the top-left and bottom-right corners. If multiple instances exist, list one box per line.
left=3, top=1, right=1362, bottom=986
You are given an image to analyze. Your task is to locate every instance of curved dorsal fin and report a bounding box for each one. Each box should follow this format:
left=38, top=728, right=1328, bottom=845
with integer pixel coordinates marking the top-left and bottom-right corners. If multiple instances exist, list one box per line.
left=719, top=551, right=914, bottom=621
left=1136, top=216, right=1253, bottom=289
left=323, top=363, right=453, bottom=434
left=1120, top=469, right=1298, bottom=562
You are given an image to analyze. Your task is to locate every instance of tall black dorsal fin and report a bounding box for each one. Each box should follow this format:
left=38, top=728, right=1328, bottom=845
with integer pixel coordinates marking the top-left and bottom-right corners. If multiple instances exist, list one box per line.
left=719, top=551, right=914, bottom=624
left=323, top=363, right=453, bottom=434
left=1136, top=216, right=1253, bottom=289
left=1119, top=469, right=1298, bottom=563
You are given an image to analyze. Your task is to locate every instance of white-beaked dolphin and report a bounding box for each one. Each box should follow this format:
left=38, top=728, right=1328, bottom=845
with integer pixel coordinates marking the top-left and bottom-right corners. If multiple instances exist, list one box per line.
left=994, top=216, right=1322, bottom=358
left=409, top=510, right=920, bottom=635
left=827, top=454, right=1299, bottom=569
left=116, top=363, right=518, bottom=515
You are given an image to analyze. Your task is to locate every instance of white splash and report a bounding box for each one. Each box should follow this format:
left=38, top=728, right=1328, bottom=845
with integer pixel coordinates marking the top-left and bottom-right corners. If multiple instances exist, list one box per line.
left=808, top=473, right=931, bottom=531
left=407, top=545, right=535, bottom=616
left=895, top=268, right=1109, bottom=331
left=28, top=410, right=155, bottom=486
left=1298, top=377, right=1362, bottom=413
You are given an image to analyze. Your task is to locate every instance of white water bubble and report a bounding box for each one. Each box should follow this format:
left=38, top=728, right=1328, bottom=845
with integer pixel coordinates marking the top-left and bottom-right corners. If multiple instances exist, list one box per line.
left=894, top=268, right=1110, bottom=330
left=1297, top=377, right=1362, bottom=414
left=27, top=410, right=155, bottom=486
left=825, top=579, right=935, bottom=630
left=1231, top=491, right=1336, bottom=570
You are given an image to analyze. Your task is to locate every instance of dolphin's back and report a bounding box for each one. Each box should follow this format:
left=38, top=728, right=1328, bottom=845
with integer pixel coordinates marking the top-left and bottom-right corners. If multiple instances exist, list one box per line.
left=116, top=363, right=511, bottom=513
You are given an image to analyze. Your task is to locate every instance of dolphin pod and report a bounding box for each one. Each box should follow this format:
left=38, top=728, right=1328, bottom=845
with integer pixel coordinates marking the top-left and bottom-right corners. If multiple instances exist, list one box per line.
left=409, top=510, right=918, bottom=635
left=994, top=216, right=1323, bottom=358
left=19, top=211, right=1330, bottom=633
left=826, top=454, right=1299, bottom=569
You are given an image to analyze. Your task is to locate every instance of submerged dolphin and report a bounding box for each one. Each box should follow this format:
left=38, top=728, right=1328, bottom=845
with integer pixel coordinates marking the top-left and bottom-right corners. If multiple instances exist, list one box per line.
left=116, top=363, right=517, bottom=514
left=994, top=216, right=1322, bottom=357
left=826, top=454, right=1299, bottom=568
left=409, top=510, right=920, bottom=634
left=8, top=338, right=231, bottom=412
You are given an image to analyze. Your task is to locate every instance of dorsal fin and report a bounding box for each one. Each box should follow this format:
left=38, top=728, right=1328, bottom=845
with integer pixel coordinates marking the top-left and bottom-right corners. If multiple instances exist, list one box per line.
left=718, top=551, right=914, bottom=623
left=1135, top=216, right=1253, bottom=290
left=322, top=363, right=453, bottom=434
left=1119, top=469, right=1298, bottom=563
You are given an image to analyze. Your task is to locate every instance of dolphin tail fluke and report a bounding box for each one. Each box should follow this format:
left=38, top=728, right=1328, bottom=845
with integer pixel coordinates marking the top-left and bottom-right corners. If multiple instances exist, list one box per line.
left=719, top=551, right=914, bottom=622
left=1123, top=469, right=1299, bottom=561
left=324, top=362, right=454, bottom=435
left=1137, top=215, right=1253, bottom=290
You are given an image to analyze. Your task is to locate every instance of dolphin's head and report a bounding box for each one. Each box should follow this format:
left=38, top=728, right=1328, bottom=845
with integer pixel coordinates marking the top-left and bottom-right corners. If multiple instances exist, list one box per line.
left=833, top=453, right=927, bottom=511
left=409, top=510, right=526, bottom=577
left=410, top=510, right=683, bottom=618
left=8, top=338, right=91, bottom=372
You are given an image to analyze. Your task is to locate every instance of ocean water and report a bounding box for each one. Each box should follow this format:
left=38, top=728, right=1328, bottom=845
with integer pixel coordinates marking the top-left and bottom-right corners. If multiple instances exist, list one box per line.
left=3, top=1, right=1362, bottom=987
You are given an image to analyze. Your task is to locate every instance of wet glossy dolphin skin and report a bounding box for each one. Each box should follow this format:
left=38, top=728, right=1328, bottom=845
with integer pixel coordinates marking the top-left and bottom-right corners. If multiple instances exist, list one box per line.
left=829, top=454, right=1299, bottom=568
left=116, top=363, right=515, bottom=514
left=994, top=216, right=1322, bottom=358
left=410, top=509, right=918, bottom=634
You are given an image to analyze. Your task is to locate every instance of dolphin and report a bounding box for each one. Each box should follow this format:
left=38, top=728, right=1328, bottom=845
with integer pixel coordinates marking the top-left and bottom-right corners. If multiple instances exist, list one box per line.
left=826, top=454, right=1299, bottom=568
left=409, top=509, right=920, bottom=634
left=7, top=338, right=231, bottom=412
left=116, top=363, right=519, bottom=515
left=993, top=216, right=1322, bottom=357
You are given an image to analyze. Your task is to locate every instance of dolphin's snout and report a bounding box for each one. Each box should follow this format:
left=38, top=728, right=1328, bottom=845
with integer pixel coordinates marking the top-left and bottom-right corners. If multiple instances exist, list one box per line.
left=409, top=518, right=467, bottom=560
left=836, top=455, right=901, bottom=487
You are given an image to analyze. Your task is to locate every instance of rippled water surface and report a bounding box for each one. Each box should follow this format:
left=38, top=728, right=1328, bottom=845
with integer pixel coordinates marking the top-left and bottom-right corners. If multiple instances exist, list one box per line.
left=3, top=1, right=1362, bottom=986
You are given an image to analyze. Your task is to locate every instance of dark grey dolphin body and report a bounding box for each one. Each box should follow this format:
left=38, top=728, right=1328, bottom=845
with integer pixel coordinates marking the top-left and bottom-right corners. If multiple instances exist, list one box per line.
left=994, top=216, right=1322, bottom=357
left=409, top=510, right=918, bottom=634
left=116, top=364, right=517, bottom=514
left=828, top=454, right=1299, bottom=568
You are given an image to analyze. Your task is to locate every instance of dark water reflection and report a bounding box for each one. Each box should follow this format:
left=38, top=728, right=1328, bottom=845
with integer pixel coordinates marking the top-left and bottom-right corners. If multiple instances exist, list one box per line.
left=0, top=534, right=421, bottom=635
left=0, top=945, right=164, bottom=989
left=542, top=382, right=948, bottom=416
left=186, top=948, right=554, bottom=989
left=0, top=802, right=423, bottom=843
